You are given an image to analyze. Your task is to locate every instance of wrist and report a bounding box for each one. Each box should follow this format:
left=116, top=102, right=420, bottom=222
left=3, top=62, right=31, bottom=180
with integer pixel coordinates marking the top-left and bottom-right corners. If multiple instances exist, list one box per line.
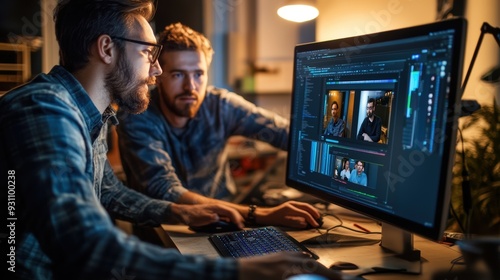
left=245, top=206, right=274, bottom=226
left=245, top=204, right=257, bottom=226
left=169, top=203, right=186, bottom=224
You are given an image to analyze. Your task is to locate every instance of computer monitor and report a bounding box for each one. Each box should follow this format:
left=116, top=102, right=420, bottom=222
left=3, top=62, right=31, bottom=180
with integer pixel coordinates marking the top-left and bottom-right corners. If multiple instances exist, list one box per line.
left=286, top=18, right=467, bottom=271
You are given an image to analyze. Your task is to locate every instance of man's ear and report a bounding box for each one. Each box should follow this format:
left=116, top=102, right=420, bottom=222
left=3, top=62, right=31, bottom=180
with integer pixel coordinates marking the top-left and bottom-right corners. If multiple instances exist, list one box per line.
left=155, top=58, right=162, bottom=86
left=96, top=34, right=115, bottom=65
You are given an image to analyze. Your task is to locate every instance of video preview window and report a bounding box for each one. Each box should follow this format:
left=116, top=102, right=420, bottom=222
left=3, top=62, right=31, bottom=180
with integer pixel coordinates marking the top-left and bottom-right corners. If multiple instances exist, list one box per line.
left=322, top=89, right=394, bottom=145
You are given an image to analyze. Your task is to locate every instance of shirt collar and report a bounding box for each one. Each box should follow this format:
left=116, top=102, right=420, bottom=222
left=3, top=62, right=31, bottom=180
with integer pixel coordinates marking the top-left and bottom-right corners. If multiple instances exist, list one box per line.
left=49, top=65, right=116, bottom=141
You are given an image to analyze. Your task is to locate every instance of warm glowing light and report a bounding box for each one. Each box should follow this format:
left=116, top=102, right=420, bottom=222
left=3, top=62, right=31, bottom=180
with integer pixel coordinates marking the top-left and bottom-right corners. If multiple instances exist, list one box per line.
left=277, top=4, right=319, bottom=23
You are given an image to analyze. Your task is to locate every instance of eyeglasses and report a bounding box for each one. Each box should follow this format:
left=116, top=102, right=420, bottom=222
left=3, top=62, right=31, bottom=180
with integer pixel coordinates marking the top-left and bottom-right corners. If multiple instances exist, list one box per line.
left=111, top=36, right=162, bottom=64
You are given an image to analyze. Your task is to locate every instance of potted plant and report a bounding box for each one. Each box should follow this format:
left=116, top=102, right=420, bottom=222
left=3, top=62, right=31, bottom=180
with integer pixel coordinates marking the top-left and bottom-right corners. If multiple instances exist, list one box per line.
left=449, top=98, right=500, bottom=236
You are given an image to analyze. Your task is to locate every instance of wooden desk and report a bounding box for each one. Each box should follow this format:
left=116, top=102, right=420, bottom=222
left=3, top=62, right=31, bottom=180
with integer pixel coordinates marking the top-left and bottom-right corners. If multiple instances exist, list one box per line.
left=161, top=207, right=463, bottom=279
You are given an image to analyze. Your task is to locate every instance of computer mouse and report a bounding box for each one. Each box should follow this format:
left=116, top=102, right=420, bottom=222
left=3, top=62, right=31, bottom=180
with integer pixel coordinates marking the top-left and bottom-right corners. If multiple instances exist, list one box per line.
left=305, top=216, right=324, bottom=229
left=329, top=261, right=359, bottom=270
left=189, top=220, right=241, bottom=233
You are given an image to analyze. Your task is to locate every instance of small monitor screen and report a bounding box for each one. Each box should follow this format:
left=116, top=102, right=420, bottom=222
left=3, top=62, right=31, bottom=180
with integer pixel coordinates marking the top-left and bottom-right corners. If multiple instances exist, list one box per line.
left=286, top=18, right=467, bottom=241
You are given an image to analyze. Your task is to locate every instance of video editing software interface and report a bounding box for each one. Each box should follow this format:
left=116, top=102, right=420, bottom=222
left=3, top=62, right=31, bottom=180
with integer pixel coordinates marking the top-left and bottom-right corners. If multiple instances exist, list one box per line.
left=287, top=21, right=464, bottom=237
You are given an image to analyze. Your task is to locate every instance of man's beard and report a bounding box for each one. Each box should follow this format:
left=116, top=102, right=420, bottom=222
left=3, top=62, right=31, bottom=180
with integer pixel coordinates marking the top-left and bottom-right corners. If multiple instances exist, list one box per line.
left=164, top=91, right=199, bottom=118
left=105, top=54, right=153, bottom=114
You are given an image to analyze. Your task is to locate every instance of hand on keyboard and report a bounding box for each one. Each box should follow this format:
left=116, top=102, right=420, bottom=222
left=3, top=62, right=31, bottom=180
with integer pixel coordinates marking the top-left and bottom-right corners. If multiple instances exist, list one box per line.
left=171, top=203, right=245, bottom=229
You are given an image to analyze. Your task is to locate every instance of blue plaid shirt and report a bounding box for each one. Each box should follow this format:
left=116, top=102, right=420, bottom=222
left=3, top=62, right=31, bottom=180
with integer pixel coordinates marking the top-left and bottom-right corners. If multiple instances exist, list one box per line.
left=0, top=66, right=237, bottom=280
left=116, top=87, right=289, bottom=200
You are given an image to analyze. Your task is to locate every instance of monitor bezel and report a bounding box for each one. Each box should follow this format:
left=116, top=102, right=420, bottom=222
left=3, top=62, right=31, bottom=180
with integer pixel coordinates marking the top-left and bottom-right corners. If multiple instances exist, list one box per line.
left=286, top=18, right=467, bottom=241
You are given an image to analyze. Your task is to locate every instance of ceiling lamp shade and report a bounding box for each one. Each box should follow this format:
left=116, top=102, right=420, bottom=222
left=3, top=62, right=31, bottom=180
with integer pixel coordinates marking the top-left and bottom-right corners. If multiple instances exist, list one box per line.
left=277, top=0, right=319, bottom=23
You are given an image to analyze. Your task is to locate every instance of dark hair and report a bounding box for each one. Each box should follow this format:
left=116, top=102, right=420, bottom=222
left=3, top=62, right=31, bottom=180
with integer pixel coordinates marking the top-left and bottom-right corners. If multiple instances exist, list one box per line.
left=54, top=0, right=155, bottom=72
left=158, top=22, right=214, bottom=66
left=331, top=100, right=339, bottom=109
left=367, top=97, right=376, bottom=106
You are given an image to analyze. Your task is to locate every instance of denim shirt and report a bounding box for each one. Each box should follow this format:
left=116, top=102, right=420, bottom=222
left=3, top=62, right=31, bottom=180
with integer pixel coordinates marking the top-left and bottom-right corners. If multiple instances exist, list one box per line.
left=0, top=66, right=237, bottom=279
left=117, top=87, right=289, bottom=201
left=323, top=117, right=345, bottom=137
left=349, top=170, right=368, bottom=186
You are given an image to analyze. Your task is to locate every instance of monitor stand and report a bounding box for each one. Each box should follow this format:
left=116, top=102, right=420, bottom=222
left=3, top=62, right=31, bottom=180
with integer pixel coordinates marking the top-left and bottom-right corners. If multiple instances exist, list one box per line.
left=375, top=223, right=422, bottom=274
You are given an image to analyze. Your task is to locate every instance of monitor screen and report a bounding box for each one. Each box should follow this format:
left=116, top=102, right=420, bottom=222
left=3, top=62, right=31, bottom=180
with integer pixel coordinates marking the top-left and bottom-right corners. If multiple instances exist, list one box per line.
left=286, top=18, right=467, bottom=247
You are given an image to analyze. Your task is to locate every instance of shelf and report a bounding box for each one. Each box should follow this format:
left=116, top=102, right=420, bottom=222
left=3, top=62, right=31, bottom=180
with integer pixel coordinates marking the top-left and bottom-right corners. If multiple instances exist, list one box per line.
left=0, top=41, right=32, bottom=95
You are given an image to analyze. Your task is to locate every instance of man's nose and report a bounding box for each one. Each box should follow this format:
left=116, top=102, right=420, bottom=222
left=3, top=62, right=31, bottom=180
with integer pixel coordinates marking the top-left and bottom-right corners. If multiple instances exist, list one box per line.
left=151, top=60, right=163, bottom=76
left=183, top=75, right=196, bottom=90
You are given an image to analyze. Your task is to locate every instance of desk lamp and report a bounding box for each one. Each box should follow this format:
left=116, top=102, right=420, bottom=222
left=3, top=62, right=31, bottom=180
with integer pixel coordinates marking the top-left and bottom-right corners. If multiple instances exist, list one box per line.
left=460, top=22, right=500, bottom=116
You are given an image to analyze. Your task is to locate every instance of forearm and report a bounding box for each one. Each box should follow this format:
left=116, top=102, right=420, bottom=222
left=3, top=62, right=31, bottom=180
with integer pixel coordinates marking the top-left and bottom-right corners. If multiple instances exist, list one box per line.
left=178, top=191, right=246, bottom=214
left=101, top=161, right=175, bottom=225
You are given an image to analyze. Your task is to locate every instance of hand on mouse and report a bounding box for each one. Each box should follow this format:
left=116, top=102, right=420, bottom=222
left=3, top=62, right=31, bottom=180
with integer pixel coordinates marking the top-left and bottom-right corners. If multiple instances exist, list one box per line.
left=330, top=261, right=359, bottom=270
left=253, top=201, right=323, bottom=229
left=170, top=203, right=245, bottom=229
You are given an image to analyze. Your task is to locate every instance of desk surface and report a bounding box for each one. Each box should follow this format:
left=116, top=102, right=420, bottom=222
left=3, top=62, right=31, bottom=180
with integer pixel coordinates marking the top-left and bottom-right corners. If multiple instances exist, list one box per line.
left=161, top=206, right=463, bottom=279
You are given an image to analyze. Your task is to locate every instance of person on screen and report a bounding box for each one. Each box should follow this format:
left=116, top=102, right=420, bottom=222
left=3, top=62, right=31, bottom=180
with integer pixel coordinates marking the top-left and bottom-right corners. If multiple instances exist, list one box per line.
left=349, top=160, right=368, bottom=186
left=357, top=97, right=382, bottom=142
left=323, top=100, right=345, bottom=137
left=0, top=1, right=341, bottom=279
left=340, top=159, right=351, bottom=181
left=116, top=22, right=322, bottom=229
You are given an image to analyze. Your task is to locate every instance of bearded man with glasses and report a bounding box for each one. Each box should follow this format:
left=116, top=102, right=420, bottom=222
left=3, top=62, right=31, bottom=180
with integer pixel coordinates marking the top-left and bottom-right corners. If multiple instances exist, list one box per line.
left=357, top=97, right=382, bottom=142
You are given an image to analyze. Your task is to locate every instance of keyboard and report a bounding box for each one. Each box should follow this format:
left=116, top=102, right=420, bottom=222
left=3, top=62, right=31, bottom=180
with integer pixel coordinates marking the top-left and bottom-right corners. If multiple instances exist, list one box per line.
left=208, top=226, right=318, bottom=259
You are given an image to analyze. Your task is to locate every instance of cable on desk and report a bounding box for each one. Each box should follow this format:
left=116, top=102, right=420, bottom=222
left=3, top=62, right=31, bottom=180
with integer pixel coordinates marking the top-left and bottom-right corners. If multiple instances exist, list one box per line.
left=321, top=213, right=382, bottom=236
left=300, top=211, right=381, bottom=246
left=448, top=255, right=466, bottom=273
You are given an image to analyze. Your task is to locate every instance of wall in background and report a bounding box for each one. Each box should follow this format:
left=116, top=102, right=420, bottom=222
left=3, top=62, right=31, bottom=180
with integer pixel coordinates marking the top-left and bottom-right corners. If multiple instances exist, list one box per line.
left=154, top=0, right=204, bottom=34
left=206, top=0, right=315, bottom=117
left=0, top=0, right=41, bottom=41
left=317, top=0, right=436, bottom=40
left=462, top=0, right=500, bottom=107
left=208, top=0, right=314, bottom=94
